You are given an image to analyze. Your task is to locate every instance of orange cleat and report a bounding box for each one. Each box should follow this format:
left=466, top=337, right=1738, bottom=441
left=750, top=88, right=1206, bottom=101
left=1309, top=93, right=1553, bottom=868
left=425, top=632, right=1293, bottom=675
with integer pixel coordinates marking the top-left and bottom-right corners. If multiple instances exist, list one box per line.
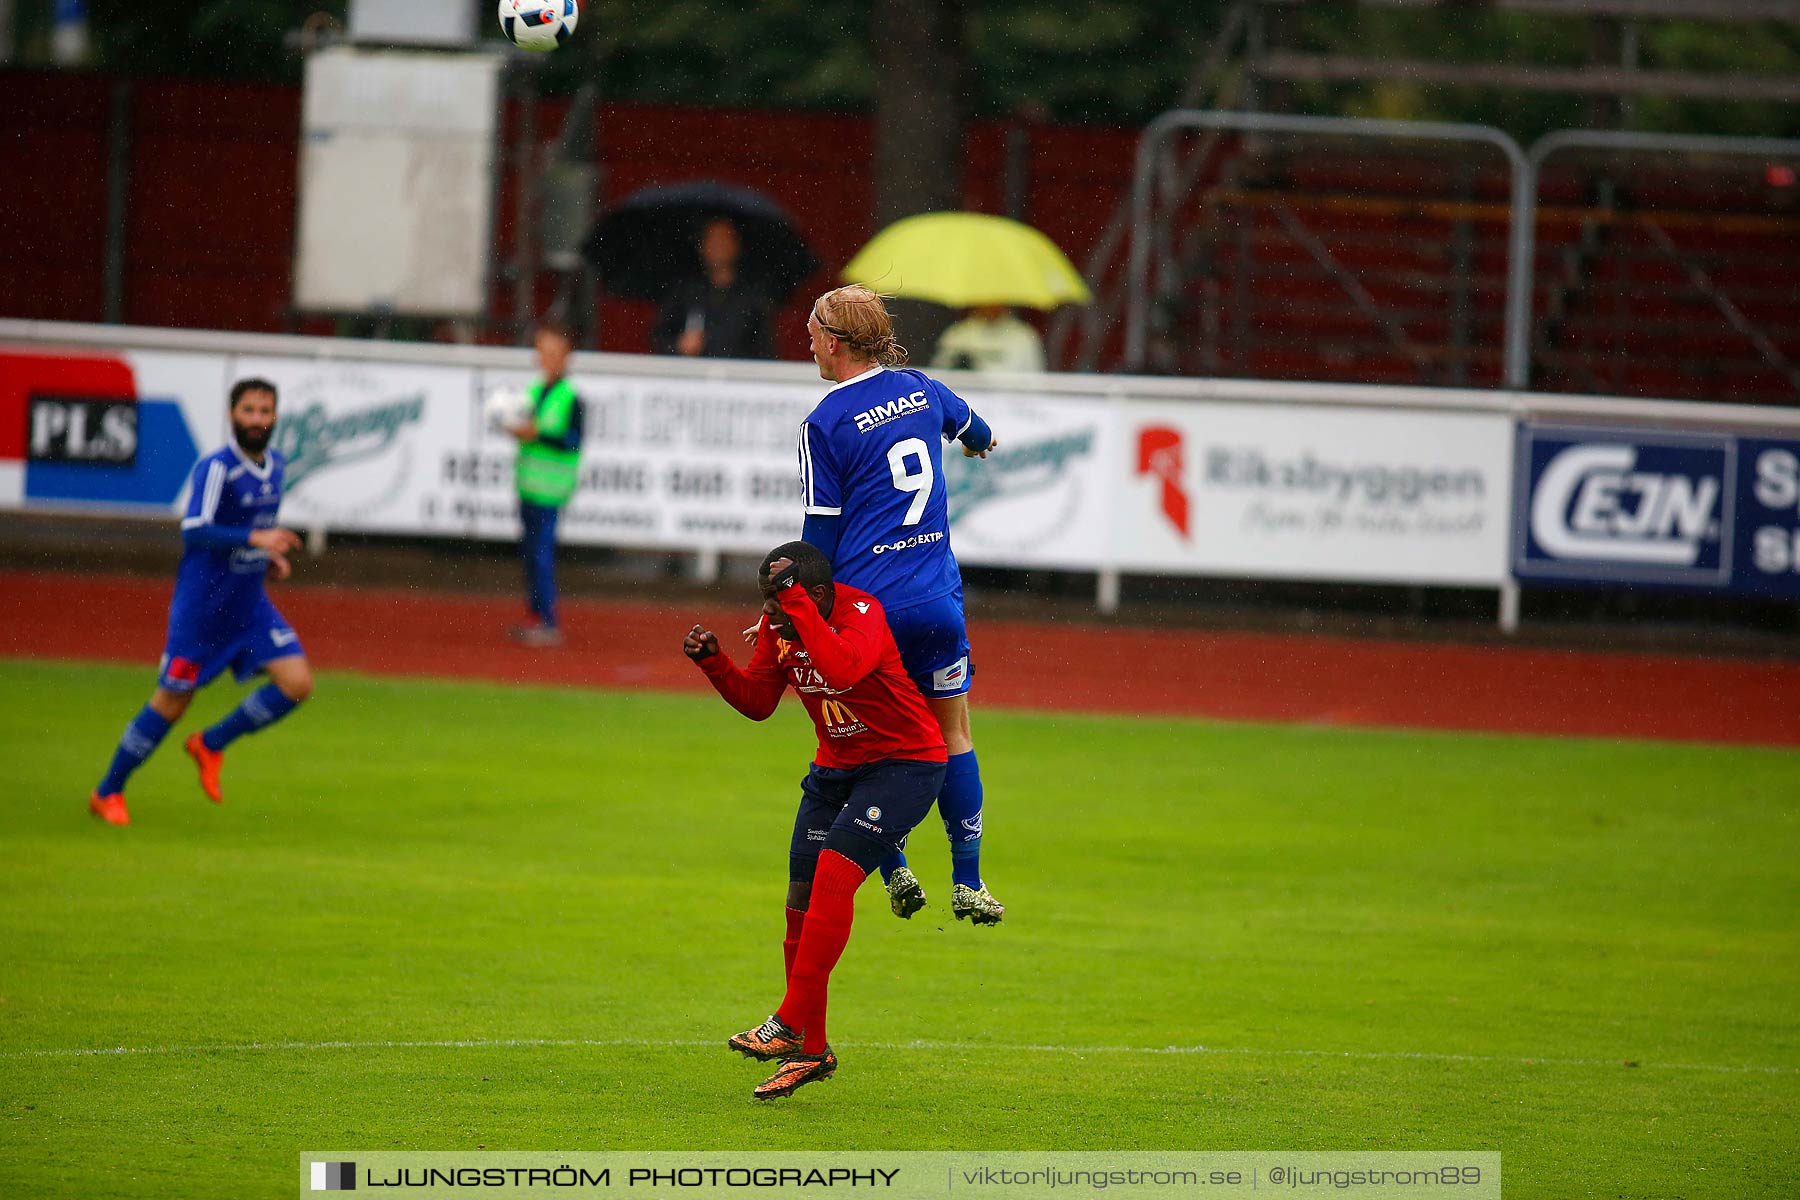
left=184, top=732, right=225, bottom=803
left=89, top=792, right=130, bottom=826
left=729, top=1015, right=804, bottom=1062
left=753, top=1048, right=837, bottom=1100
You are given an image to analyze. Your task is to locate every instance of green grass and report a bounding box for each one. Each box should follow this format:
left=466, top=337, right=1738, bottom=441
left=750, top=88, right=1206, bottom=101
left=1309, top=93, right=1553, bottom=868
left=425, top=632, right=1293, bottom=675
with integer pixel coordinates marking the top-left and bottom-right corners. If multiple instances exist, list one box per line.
left=2, top=658, right=1797, bottom=1199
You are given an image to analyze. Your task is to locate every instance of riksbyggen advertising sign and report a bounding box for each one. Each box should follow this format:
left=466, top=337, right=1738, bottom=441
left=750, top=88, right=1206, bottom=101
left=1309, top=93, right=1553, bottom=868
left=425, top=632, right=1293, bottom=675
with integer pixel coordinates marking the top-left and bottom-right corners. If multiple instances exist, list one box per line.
left=1514, top=424, right=1800, bottom=599
left=1115, top=401, right=1514, bottom=585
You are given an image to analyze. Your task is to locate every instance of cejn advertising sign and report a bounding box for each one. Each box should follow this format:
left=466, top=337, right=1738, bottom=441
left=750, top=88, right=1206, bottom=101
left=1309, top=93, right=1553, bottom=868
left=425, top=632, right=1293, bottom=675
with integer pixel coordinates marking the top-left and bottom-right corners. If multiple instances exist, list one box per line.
left=1513, top=424, right=1800, bottom=599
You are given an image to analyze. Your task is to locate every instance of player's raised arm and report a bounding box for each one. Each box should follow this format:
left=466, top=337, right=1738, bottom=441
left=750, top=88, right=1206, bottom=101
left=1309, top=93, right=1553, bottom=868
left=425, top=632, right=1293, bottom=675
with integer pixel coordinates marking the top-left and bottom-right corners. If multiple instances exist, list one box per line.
left=687, top=620, right=785, bottom=721
left=924, top=375, right=996, bottom=459
left=765, top=559, right=884, bottom=691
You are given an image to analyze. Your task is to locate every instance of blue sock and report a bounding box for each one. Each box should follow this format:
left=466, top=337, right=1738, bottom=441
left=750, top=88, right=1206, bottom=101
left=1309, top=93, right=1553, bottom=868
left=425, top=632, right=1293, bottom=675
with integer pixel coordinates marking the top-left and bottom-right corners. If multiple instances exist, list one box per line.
left=877, top=849, right=908, bottom=886
left=97, top=705, right=172, bottom=796
left=938, top=750, right=985, bottom=890
left=202, top=683, right=301, bottom=752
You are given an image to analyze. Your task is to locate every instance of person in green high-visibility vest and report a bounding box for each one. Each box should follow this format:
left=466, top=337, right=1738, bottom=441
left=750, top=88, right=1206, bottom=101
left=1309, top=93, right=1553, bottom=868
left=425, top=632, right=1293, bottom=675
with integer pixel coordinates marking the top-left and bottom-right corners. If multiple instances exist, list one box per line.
left=504, top=319, right=584, bottom=648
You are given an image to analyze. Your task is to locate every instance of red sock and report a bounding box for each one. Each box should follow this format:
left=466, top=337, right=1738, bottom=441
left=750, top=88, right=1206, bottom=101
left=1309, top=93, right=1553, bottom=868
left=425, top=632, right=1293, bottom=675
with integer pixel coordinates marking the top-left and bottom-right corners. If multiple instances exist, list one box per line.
left=782, top=905, right=806, bottom=984
left=776, top=849, right=866, bottom=1055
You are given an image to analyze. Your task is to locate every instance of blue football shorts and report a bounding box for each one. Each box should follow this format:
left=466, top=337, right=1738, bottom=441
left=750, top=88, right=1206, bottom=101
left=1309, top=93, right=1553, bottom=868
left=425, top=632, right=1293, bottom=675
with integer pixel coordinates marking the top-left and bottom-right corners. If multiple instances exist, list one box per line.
left=158, top=595, right=304, bottom=693
left=884, top=587, right=974, bottom=700
left=788, top=759, right=948, bottom=879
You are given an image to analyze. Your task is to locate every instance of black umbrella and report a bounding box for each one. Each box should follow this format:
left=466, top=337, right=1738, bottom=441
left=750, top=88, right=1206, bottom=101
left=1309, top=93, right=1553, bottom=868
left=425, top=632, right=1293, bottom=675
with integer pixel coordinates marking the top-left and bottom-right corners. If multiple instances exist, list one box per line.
left=581, top=181, right=822, bottom=304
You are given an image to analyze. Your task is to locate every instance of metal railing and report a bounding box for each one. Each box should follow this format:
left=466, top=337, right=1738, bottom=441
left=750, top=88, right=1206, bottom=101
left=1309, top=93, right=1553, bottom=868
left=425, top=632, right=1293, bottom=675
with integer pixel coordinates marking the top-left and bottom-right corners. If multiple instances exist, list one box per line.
left=1124, top=111, right=1531, bottom=384
left=1122, top=113, right=1800, bottom=398
left=1517, top=129, right=1800, bottom=399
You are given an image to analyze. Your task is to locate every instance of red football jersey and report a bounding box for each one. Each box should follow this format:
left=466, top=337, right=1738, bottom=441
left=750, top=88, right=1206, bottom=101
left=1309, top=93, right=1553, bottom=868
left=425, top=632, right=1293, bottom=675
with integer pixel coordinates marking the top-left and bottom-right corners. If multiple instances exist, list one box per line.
left=697, top=583, right=947, bottom=768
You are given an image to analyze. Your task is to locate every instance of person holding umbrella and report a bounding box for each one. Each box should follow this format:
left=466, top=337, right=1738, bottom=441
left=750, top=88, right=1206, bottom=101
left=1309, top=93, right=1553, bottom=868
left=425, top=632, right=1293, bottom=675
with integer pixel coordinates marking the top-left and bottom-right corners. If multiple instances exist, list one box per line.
left=931, top=304, right=1046, bottom=373
left=842, top=211, right=1089, bottom=374
left=651, top=216, right=775, bottom=360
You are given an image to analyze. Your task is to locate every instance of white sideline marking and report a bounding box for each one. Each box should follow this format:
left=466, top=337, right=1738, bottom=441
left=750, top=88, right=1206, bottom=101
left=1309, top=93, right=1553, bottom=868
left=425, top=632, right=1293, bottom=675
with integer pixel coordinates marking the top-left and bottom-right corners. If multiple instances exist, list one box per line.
left=2, top=1036, right=1792, bottom=1075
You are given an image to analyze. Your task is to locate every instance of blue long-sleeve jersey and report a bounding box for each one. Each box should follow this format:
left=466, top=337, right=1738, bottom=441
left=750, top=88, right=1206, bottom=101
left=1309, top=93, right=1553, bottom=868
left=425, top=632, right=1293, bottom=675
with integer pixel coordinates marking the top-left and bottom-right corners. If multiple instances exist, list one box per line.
left=797, top=366, right=991, bottom=611
left=171, top=442, right=286, bottom=633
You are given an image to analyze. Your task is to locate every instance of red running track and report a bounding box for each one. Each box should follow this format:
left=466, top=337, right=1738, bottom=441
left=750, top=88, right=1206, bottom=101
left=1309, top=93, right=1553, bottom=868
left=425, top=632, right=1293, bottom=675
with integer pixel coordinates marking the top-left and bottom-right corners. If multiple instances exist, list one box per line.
left=2, top=570, right=1796, bottom=748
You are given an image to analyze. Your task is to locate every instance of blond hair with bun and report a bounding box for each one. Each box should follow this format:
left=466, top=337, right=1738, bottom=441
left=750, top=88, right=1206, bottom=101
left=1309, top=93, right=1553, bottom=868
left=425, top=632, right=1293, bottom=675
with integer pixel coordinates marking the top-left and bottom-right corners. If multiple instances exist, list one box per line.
left=812, top=285, right=909, bottom=367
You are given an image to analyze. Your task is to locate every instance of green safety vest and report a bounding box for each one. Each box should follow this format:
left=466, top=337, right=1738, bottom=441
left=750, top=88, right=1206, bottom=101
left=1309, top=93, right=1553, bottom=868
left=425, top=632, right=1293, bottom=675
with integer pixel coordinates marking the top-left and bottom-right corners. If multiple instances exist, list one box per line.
left=516, top=378, right=581, bottom=507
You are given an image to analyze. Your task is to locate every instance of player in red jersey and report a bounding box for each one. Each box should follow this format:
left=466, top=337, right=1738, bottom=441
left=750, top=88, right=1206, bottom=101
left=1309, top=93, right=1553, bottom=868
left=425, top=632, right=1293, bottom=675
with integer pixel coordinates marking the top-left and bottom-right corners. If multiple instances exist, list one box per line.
left=684, top=540, right=948, bottom=1100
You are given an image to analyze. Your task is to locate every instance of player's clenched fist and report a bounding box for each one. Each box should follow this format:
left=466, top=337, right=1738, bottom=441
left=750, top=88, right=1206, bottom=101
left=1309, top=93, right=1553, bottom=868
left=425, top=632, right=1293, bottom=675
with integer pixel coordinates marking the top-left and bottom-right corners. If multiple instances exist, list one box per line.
left=249, top=527, right=303, bottom=556
left=683, top=624, right=720, bottom=662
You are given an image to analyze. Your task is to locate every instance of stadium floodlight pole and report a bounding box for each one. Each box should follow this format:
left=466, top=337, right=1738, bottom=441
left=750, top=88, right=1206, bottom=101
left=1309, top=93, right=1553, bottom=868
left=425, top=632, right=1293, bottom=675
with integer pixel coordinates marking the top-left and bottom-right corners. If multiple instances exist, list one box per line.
left=1125, top=110, right=1529, bottom=382
left=1513, top=129, right=1800, bottom=393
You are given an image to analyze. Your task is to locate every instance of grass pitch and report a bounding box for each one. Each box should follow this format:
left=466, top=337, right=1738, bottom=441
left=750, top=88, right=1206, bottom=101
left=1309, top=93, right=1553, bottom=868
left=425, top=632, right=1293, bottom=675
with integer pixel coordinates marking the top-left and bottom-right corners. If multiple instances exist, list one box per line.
left=1, top=659, right=1796, bottom=1199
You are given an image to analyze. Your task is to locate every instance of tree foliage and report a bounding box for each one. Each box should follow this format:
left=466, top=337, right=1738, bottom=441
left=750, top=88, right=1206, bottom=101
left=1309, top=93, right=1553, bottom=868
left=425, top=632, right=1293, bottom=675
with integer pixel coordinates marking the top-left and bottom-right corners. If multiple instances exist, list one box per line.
left=7, top=0, right=1796, bottom=138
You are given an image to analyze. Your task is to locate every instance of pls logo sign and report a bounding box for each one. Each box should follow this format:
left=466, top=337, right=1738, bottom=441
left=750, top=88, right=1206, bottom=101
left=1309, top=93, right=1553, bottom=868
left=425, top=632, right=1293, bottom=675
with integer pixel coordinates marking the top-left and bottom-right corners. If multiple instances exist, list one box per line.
left=1514, top=426, right=1732, bottom=585
left=29, top=396, right=138, bottom=465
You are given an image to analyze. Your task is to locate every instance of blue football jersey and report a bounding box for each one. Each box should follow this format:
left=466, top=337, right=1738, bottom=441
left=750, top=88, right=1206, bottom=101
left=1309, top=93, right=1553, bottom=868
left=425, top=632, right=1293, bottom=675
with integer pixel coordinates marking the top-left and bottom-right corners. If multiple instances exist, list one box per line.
left=798, top=366, right=975, bottom=609
left=171, top=443, right=287, bottom=633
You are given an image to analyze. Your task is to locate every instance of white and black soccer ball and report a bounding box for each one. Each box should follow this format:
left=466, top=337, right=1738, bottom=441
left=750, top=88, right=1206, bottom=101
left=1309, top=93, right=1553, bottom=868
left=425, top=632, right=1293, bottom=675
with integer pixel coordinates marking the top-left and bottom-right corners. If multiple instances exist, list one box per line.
left=498, top=0, right=578, bottom=52
left=483, top=387, right=534, bottom=432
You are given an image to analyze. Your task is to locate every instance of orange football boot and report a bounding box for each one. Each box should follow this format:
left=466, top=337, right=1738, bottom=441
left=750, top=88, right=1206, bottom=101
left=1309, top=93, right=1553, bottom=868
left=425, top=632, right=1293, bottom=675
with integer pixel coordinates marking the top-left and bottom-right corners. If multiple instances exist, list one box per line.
left=729, top=1015, right=804, bottom=1062
left=184, top=732, right=225, bottom=803
left=753, top=1047, right=837, bottom=1099
left=88, top=792, right=130, bottom=826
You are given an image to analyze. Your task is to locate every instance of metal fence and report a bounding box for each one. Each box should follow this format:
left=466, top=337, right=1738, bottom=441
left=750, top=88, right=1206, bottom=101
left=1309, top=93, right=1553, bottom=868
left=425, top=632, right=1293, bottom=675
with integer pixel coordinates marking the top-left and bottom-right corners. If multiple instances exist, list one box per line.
left=1124, top=112, right=1800, bottom=403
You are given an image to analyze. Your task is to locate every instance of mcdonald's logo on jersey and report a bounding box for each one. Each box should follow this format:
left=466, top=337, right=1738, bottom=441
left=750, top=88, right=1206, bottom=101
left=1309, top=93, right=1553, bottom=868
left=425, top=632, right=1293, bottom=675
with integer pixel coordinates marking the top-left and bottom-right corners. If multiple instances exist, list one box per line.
left=819, top=698, right=868, bottom=736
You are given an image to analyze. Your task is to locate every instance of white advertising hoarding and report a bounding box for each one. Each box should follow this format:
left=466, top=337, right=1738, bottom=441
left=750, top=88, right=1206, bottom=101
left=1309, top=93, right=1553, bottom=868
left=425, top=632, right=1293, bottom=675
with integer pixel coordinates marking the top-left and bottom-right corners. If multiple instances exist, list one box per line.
left=233, top=355, right=477, bottom=537
left=445, top=372, right=816, bottom=552
left=944, top=390, right=1115, bottom=570
left=1115, top=401, right=1514, bottom=586
left=2, top=325, right=1529, bottom=592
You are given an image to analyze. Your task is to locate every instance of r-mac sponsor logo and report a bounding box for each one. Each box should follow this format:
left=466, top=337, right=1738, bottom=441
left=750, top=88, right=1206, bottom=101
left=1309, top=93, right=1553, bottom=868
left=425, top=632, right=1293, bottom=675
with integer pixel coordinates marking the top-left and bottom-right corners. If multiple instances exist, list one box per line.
left=1516, top=427, right=1732, bottom=583
left=871, top=530, right=944, bottom=554
left=853, top=392, right=930, bottom=433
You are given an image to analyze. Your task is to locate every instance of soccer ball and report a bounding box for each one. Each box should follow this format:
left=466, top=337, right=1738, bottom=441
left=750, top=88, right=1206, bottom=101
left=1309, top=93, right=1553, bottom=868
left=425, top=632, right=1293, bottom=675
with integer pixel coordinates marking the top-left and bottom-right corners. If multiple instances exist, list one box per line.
left=484, top=387, right=533, bottom=432
left=498, top=0, right=577, bottom=52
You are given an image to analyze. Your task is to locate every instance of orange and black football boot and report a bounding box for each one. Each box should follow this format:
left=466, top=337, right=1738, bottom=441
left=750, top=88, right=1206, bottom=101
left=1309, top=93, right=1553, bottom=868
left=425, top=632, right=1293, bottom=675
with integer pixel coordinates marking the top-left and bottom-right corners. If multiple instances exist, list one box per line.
left=729, top=1015, right=804, bottom=1062
left=754, top=1048, right=838, bottom=1099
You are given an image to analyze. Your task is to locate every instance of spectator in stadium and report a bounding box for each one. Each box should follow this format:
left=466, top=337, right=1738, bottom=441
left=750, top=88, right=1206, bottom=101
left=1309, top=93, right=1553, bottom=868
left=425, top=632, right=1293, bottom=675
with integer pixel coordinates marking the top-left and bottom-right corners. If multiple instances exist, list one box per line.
left=651, top=217, right=776, bottom=360
left=930, top=304, right=1046, bottom=373
left=685, top=542, right=947, bottom=1099
left=504, top=318, right=584, bottom=648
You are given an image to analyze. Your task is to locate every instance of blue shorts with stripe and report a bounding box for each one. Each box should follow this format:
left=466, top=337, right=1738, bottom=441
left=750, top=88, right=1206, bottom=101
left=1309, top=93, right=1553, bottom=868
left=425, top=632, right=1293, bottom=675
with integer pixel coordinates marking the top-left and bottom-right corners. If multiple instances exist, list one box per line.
left=885, top=586, right=973, bottom=699
left=788, top=758, right=947, bottom=880
left=158, top=595, right=304, bottom=693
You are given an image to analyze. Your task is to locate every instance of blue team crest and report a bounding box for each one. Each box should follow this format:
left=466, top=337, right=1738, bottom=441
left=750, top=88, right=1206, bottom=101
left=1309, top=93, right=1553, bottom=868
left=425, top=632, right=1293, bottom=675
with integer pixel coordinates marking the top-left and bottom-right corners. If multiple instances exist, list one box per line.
left=865, top=806, right=882, bottom=822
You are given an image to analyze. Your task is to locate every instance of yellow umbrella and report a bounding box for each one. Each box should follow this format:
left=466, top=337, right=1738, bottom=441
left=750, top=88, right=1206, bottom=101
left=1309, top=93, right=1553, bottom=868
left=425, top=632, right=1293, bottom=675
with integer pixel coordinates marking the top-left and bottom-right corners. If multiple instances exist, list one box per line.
left=841, top=212, right=1092, bottom=310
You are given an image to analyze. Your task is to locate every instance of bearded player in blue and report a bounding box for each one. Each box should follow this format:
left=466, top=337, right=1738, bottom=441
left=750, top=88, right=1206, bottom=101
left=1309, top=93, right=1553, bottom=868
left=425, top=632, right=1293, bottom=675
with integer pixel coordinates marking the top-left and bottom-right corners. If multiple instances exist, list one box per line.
left=795, top=285, right=1004, bottom=924
left=88, top=378, right=312, bottom=826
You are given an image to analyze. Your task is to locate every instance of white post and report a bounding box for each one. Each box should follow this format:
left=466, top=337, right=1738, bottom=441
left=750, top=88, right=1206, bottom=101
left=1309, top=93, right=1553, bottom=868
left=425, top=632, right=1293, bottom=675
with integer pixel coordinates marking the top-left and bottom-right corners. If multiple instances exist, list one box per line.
left=693, top=547, right=721, bottom=584
left=1498, top=578, right=1520, bottom=634
left=307, top=525, right=328, bottom=557
left=1097, top=568, right=1121, bottom=615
